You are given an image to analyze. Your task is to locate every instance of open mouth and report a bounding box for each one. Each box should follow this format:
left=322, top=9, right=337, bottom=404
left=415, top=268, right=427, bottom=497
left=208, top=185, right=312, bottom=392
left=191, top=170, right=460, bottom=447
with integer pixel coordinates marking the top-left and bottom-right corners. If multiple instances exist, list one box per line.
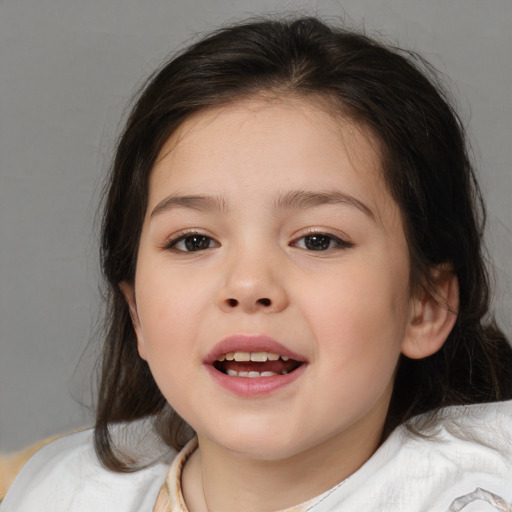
left=213, top=351, right=304, bottom=377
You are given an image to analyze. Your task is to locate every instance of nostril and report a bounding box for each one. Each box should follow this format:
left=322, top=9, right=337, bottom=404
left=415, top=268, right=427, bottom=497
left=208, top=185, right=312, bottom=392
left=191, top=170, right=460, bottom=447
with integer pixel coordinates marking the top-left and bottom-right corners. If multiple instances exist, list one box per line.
left=257, top=298, right=271, bottom=307
left=226, top=298, right=238, bottom=307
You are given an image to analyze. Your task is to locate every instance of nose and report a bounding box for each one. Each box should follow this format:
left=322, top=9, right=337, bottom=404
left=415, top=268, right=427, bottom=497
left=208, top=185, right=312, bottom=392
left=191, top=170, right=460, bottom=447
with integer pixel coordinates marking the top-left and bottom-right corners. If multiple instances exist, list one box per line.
left=216, top=249, right=289, bottom=314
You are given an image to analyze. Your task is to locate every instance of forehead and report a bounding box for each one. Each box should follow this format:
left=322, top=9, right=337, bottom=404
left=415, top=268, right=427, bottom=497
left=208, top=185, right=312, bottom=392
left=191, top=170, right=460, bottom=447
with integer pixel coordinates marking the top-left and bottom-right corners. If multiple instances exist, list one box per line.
left=158, top=95, right=381, bottom=165
left=148, top=96, right=395, bottom=222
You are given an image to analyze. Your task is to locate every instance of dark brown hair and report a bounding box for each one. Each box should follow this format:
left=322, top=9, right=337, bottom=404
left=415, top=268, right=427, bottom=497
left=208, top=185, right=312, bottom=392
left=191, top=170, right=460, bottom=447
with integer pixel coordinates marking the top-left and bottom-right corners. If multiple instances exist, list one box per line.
left=95, top=16, right=512, bottom=471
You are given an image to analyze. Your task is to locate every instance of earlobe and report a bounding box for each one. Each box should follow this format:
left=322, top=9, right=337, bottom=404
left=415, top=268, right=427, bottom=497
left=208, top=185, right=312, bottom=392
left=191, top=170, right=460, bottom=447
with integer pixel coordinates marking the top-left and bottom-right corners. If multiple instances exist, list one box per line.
left=119, top=281, right=148, bottom=361
left=401, top=267, right=459, bottom=360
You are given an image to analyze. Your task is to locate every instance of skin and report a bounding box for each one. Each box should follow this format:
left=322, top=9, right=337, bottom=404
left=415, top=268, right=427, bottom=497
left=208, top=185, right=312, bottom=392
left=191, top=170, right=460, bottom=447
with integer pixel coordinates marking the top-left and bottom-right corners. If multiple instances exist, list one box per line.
left=121, top=96, right=458, bottom=512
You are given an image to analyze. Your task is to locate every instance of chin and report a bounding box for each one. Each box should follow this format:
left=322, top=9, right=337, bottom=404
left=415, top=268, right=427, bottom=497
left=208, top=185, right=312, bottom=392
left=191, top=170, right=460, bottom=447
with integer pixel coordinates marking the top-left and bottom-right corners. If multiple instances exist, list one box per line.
left=199, top=420, right=315, bottom=462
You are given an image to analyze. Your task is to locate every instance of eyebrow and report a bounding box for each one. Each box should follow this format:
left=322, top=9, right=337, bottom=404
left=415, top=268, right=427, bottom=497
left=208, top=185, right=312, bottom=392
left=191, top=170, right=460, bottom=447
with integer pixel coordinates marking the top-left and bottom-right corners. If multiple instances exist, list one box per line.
left=150, top=190, right=375, bottom=220
left=273, top=190, right=375, bottom=220
left=151, top=194, right=229, bottom=217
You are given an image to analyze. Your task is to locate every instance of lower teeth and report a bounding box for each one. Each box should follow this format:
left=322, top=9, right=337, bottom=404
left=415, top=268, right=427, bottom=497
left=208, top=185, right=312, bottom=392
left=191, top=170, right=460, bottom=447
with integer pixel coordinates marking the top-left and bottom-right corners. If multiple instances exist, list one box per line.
left=226, top=370, right=285, bottom=377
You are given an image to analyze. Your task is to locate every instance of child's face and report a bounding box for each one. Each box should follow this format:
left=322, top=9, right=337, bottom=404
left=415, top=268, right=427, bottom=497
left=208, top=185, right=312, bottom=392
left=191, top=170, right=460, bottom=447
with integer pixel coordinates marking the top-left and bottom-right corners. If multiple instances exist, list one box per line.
left=123, top=97, right=417, bottom=462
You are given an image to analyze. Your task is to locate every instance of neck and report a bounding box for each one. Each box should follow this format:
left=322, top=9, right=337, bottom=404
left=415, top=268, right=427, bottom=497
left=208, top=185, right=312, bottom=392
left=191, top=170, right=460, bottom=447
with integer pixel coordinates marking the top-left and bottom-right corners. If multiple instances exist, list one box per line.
left=182, top=420, right=384, bottom=512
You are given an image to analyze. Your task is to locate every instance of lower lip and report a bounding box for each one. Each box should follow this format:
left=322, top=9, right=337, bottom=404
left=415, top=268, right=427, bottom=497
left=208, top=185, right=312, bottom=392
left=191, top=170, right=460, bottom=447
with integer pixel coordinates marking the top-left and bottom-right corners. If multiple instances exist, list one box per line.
left=205, top=364, right=307, bottom=397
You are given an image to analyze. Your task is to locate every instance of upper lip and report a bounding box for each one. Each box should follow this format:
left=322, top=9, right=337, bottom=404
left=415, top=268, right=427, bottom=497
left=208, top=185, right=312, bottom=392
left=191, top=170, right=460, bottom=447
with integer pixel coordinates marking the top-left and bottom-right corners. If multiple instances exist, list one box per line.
left=204, top=335, right=307, bottom=365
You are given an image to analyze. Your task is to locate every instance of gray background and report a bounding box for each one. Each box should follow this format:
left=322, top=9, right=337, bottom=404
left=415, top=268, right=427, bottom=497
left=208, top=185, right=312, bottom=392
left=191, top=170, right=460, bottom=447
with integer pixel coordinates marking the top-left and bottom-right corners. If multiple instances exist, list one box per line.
left=1, top=0, right=511, bottom=452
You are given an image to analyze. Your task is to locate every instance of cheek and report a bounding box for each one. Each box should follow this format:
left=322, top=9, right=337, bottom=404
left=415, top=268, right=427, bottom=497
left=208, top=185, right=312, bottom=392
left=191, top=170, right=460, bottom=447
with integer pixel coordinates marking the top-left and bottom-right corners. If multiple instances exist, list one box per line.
left=304, top=261, right=410, bottom=366
left=134, top=263, right=211, bottom=358
left=134, top=278, right=202, bottom=403
left=138, top=254, right=212, bottom=309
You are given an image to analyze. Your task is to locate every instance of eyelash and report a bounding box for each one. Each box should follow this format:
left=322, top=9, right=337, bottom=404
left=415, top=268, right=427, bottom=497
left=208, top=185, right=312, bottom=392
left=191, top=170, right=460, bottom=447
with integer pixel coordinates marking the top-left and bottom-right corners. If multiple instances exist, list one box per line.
left=163, top=230, right=219, bottom=252
left=163, top=230, right=353, bottom=253
left=291, top=231, right=354, bottom=252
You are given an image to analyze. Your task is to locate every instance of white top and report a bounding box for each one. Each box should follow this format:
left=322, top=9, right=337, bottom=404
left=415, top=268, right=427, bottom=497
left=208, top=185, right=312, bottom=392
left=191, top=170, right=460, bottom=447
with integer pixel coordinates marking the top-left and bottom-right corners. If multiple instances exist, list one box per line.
left=2, top=401, right=512, bottom=512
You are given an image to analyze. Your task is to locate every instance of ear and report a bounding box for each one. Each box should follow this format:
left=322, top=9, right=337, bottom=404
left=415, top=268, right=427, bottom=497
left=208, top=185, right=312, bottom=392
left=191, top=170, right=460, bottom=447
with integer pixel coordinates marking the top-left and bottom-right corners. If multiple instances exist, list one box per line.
left=401, top=266, right=459, bottom=360
left=119, top=281, right=148, bottom=361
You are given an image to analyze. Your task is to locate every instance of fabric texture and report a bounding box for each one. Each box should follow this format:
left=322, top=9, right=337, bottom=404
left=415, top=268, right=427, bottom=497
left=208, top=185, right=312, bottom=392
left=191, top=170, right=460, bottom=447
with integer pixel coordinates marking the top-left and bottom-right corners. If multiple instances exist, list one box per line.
left=2, top=401, right=512, bottom=512
left=0, top=435, right=58, bottom=501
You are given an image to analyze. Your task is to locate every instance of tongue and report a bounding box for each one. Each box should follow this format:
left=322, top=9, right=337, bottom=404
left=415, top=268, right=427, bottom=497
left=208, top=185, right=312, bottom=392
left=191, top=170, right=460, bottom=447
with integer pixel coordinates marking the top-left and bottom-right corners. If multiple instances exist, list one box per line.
left=221, top=360, right=297, bottom=374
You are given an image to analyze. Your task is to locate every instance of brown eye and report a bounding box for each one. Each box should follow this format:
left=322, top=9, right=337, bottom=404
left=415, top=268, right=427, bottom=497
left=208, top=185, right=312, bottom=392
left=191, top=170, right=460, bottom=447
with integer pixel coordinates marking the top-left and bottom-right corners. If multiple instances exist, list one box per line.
left=170, top=234, right=217, bottom=252
left=293, top=233, right=353, bottom=251
left=303, top=234, right=334, bottom=251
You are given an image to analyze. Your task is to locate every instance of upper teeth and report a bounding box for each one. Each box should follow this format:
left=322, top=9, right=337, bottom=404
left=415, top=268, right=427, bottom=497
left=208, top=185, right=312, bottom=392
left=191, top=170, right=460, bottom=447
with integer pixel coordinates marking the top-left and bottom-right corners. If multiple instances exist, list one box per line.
left=216, top=351, right=290, bottom=362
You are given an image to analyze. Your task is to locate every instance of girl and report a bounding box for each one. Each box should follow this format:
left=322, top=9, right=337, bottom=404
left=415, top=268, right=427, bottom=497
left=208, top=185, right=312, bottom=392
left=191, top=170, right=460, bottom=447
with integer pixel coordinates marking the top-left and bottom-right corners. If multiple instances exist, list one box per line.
left=2, top=16, right=512, bottom=512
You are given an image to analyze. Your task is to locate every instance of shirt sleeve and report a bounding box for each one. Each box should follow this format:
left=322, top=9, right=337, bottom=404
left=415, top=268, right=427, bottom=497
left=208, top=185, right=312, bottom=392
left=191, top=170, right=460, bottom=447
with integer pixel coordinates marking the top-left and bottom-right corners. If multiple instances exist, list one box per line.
left=0, top=429, right=170, bottom=512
